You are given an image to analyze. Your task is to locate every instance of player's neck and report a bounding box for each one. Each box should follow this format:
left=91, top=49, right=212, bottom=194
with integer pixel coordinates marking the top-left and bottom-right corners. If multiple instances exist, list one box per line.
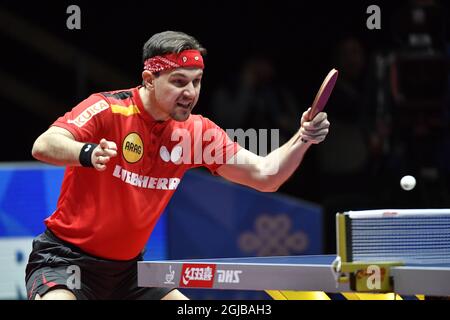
left=138, top=87, right=170, bottom=122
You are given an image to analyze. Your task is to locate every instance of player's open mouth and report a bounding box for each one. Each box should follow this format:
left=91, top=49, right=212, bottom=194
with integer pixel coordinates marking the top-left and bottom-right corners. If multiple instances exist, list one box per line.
left=177, top=102, right=191, bottom=109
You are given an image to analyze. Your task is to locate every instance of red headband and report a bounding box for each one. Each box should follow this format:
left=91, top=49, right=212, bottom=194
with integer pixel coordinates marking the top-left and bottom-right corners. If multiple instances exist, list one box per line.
left=144, top=50, right=204, bottom=73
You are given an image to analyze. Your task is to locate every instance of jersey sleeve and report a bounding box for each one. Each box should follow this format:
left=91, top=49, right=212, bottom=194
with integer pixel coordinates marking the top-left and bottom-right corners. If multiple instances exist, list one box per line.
left=51, top=94, right=110, bottom=142
left=199, top=116, right=241, bottom=174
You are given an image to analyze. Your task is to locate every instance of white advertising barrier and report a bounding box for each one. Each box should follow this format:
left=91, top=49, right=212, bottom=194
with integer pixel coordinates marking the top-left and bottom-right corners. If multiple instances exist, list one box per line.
left=0, top=237, right=33, bottom=299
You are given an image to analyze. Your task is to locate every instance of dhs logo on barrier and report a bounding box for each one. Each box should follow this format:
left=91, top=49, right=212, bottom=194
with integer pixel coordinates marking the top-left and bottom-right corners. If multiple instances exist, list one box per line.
left=179, top=264, right=216, bottom=288
left=217, top=270, right=242, bottom=284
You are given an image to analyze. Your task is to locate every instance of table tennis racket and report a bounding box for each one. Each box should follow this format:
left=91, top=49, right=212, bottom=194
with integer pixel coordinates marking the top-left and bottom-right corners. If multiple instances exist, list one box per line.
left=306, top=68, right=339, bottom=121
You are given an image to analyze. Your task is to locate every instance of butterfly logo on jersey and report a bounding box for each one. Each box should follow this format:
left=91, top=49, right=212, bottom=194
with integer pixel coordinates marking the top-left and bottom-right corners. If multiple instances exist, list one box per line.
left=159, top=145, right=183, bottom=164
left=122, top=132, right=144, bottom=163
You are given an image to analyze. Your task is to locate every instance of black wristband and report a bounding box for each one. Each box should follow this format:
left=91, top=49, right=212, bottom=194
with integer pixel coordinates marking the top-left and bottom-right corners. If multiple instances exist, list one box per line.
left=79, top=143, right=98, bottom=167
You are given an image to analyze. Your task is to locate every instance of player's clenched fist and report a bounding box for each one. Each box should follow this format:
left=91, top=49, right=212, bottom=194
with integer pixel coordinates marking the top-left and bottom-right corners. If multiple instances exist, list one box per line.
left=92, top=139, right=118, bottom=171
left=299, top=109, right=330, bottom=144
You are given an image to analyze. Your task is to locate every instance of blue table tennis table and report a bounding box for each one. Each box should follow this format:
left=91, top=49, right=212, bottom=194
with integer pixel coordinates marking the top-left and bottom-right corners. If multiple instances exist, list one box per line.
left=137, top=254, right=450, bottom=299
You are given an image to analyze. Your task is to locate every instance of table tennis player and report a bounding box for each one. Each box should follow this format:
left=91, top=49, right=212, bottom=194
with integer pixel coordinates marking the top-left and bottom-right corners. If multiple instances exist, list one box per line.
left=26, top=30, right=330, bottom=300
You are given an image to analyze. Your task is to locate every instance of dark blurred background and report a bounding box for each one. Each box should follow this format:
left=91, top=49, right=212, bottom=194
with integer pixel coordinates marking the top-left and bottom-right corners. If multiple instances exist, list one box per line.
left=1, top=0, right=449, bottom=252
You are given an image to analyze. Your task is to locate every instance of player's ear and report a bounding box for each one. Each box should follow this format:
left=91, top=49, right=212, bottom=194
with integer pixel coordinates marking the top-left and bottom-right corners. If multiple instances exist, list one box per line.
left=142, top=70, right=156, bottom=89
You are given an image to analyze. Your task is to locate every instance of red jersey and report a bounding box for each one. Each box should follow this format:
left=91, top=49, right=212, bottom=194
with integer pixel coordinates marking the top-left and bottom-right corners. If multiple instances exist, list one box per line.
left=46, top=86, right=240, bottom=260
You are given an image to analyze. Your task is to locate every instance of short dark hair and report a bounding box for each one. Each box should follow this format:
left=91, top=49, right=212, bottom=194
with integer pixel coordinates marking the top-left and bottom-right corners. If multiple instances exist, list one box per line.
left=142, top=31, right=207, bottom=63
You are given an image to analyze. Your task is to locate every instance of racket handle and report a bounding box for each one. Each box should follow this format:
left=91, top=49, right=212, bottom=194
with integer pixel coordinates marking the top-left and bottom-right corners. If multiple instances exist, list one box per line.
left=305, top=107, right=315, bottom=122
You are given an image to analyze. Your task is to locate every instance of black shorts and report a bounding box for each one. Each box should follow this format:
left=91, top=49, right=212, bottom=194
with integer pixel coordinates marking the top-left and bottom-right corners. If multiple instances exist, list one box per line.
left=25, top=229, right=173, bottom=300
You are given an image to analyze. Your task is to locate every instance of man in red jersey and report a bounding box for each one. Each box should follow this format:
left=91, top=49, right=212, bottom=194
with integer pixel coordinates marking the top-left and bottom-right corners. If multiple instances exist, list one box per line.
left=26, top=31, right=330, bottom=300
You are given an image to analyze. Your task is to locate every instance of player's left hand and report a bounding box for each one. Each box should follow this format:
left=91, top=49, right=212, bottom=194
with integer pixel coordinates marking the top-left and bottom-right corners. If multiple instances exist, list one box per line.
left=299, top=109, right=330, bottom=144
left=92, top=138, right=118, bottom=171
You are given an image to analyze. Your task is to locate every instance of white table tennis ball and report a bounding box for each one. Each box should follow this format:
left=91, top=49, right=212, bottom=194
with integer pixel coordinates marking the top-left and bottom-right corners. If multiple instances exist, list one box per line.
left=400, top=175, right=416, bottom=191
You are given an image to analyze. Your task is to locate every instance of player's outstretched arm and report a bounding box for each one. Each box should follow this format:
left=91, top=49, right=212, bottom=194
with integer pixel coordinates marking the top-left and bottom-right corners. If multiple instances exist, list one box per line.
left=31, top=126, right=117, bottom=171
left=216, top=110, right=329, bottom=192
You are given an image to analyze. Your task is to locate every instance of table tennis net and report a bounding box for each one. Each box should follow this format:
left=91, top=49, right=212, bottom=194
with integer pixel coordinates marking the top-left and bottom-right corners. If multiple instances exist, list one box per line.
left=341, top=209, right=450, bottom=265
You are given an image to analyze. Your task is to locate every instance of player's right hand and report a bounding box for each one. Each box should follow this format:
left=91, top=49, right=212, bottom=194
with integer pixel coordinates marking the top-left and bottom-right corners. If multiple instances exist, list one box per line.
left=299, top=109, right=330, bottom=144
left=92, top=138, right=118, bottom=171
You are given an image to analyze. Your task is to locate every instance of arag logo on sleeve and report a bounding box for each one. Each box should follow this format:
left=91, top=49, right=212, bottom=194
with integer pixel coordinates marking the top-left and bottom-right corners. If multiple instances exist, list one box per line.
left=122, top=132, right=143, bottom=163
